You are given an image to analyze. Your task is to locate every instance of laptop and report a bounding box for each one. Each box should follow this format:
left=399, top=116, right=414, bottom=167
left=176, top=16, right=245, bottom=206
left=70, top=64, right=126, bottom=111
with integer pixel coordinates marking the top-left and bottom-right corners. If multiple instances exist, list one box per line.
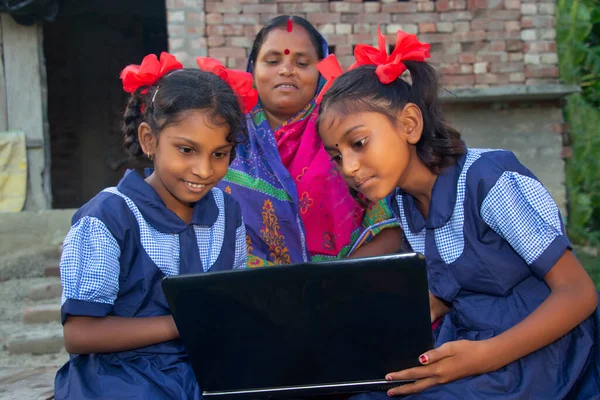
left=162, top=252, right=433, bottom=399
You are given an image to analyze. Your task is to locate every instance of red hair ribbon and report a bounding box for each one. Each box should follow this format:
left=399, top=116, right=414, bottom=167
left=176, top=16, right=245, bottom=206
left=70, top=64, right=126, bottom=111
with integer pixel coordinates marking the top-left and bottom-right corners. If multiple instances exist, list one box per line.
left=315, top=54, right=344, bottom=105
left=196, top=56, right=259, bottom=114
left=351, top=27, right=431, bottom=84
left=120, top=52, right=183, bottom=93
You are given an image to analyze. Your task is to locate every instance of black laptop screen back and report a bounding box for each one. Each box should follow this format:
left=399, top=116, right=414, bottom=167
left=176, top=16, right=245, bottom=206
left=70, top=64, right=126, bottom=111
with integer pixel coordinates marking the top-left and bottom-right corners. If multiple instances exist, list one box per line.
left=163, top=253, right=433, bottom=392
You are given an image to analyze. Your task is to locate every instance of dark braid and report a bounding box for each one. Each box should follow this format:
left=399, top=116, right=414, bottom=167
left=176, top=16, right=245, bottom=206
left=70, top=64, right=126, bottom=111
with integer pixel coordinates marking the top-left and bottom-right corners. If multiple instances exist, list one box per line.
left=122, top=90, right=147, bottom=158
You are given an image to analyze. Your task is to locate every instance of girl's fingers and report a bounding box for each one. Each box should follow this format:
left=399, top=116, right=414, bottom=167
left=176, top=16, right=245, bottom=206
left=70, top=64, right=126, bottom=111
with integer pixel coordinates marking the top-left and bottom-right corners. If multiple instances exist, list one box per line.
left=385, top=365, right=432, bottom=381
left=418, top=342, right=454, bottom=365
left=387, top=377, right=438, bottom=396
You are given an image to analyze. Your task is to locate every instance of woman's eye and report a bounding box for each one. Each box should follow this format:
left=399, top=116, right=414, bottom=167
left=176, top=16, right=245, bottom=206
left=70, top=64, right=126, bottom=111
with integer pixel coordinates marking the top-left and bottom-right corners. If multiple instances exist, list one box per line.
left=352, top=138, right=367, bottom=149
left=179, top=147, right=194, bottom=154
left=214, top=152, right=229, bottom=159
left=265, top=59, right=278, bottom=65
left=331, top=154, right=342, bottom=164
left=296, top=61, right=309, bottom=68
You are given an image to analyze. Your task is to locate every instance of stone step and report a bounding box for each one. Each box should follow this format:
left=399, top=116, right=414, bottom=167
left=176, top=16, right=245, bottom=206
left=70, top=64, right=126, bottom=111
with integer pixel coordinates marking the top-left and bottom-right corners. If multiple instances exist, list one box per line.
left=7, top=327, right=64, bottom=355
left=0, top=367, right=57, bottom=399
left=23, top=304, right=61, bottom=324
left=28, top=280, right=62, bottom=301
left=44, top=265, right=60, bottom=278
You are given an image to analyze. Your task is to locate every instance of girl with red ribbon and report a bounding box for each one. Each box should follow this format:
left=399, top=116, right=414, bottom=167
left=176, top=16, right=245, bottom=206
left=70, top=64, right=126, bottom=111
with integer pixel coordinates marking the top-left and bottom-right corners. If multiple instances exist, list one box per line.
left=54, top=52, right=256, bottom=400
left=318, top=31, right=600, bottom=399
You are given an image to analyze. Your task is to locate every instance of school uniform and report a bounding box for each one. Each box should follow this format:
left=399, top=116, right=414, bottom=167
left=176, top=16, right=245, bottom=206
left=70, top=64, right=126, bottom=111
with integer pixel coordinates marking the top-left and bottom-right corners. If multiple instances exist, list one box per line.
left=54, top=169, right=247, bottom=400
left=353, top=149, right=600, bottom=399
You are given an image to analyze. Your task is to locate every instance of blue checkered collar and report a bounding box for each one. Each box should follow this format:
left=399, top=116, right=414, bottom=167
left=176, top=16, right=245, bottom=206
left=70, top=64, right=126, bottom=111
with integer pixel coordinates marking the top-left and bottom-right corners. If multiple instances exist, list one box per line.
left=116, top=169, right=219, bottom=233
left=396, top=154, right=466, bottom=233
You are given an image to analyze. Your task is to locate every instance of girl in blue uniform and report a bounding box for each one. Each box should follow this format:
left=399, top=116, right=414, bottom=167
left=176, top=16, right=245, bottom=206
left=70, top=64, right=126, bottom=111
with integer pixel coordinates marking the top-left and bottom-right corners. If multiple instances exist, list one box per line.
left=316, top=31, right=600, bottom=399
left=54, top=52, right=255, bottom=399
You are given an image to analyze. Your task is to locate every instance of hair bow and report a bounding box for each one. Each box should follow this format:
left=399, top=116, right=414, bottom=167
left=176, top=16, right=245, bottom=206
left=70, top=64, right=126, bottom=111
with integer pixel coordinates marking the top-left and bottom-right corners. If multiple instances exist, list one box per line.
left=351, top=27, right=431, bottom=84
left=196, top=57, right=259, bottom=114
left=315, top=54, right=344, bottom=105
left=120, top=52, right=183, bottom=93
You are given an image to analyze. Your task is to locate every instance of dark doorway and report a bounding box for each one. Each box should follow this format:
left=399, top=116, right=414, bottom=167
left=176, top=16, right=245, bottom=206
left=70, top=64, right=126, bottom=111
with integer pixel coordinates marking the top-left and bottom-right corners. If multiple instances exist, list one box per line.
left=43, top=0, right=168, bottom=208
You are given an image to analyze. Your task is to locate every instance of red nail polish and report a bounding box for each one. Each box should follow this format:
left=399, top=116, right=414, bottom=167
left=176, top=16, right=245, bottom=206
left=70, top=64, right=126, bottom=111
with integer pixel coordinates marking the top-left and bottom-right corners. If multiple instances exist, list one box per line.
left=419, top=354, right=429, bottom=364
left=386, top=375, right=392, bottom=381
left=388, top=392, right=394, bottom=397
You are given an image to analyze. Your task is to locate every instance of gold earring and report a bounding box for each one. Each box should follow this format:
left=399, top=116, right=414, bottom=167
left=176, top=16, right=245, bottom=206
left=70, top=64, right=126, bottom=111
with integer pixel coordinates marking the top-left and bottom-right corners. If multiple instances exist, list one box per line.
left=147, top=152, right=154, bottom=161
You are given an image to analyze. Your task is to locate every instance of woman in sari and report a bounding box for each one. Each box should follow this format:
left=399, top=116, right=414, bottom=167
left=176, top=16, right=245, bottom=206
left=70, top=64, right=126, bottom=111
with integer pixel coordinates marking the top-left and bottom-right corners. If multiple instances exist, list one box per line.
left=217, top=16, right=402, bottom=266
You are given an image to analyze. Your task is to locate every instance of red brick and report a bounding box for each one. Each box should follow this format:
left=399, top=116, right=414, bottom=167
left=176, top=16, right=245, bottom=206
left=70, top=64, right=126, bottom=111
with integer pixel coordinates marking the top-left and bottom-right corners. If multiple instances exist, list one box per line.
left=476, top=51, right=509, bottom=62
left=325, top=34, right=351, bottom=45
left=308, top=13, right=342, bottom=24
left=226, top=57, right=246, bottom=69
left=487, top=30, right=521, bottom=40
left=358, top=13, right=392, bottom=24
left=208, top=47, right=247, bottom=59
left=419, top=23, right=437, bottom=33
left=206, top=13, right=223, bottom=25
left=223, top=13, right=259, bottom=25
left=329, top=2, right=363, bottom=13
left=470, top=19, right=490, bottom=31
left=436, top=0, right=451, bottom=12
left=418, top=2, right=436, bottom=12
left=490, top=41, right=506, bottom=51
left=441, top=74, right=476, bottom=86
left=523, top=41, right=556, bottom=54
left=525, top=65, right=559, bottom=78
left=504, top=0, right=521, bottom=10
left=364, top=3, right=381, bottom=13
left=243, top=25, right=262, bottom=37
left=506, top=39, right=524, bottom=52
left=393, top=13, right=438, bottom=24
left=208, top=35, right=225, bottom=47
left=487, top=10, right=521, bottom=20
left=459, top=53, right=477, bottom=63
left=381, top=3, right=418, bottom=13
left=186, top=26, right=205, bottom=35
left=440, top=11, right=474, bottom=21
left=227, top=36, right=253, bottom=48
left=351, top=33, right=376, bottom=44
left=490, top=62, right=525, bottom=73
left=489, top=20, right=506, bottom=31
left=207, top=24, right=244, bottom=36
left=242, top=4, right=277, bottom=13
left=278, top=3, right=328, bottom=13
left=450, top=0, right=468, bottom=9
left=453, top=31, right=487, bottom=42
left=468, top=0, right=488, bottom=9
left=205, top=2, right=242, bottom=13
left=418, top=33, right=454, bottom=43
left=186, top=12, right=205, bottom=23
left=334, top=44, right=353, bottom=56
left=521, top=16, right=556, bottom=29
left=440, top=63, right=463, bottom=74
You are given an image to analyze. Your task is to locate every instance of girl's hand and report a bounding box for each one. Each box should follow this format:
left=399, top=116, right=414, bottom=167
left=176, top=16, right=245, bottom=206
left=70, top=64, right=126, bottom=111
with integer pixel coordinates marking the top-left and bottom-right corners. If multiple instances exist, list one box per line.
left=384, top=339, right=493, bottom=396
left=429, top=292, right=451, bottom=323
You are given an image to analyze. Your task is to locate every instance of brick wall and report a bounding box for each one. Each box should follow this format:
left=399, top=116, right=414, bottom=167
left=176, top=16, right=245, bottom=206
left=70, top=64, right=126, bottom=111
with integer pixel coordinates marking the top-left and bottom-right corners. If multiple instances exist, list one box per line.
left=166, top=0, right=559, bottom=88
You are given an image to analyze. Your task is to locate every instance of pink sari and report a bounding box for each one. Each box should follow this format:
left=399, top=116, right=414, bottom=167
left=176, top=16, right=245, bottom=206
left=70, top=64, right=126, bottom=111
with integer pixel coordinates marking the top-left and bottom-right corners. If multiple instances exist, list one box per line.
left=274, top=105, right=365, bottom=258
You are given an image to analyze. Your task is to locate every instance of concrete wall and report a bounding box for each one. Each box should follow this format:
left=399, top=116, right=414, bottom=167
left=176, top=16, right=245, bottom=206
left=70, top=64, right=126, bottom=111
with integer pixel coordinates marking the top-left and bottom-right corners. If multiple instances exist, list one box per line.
left=0, top=15, right=51, bottom=210
left=444, top=99, right=567, bottom=214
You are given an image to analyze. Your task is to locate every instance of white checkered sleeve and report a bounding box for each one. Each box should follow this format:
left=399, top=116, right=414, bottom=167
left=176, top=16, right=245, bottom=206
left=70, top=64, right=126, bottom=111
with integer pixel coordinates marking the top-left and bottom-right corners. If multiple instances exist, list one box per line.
left=233, top=217, right=247, bottom=270
left=60, top=216, right=121, bottom=306
left=481, top=171, right=569, bottom=276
